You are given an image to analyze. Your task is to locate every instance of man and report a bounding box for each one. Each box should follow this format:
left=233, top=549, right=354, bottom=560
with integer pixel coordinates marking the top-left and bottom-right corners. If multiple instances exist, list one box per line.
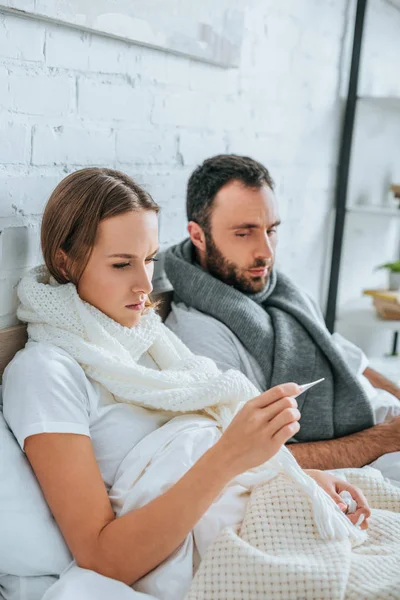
left=164, top=154, right=400, bottom=472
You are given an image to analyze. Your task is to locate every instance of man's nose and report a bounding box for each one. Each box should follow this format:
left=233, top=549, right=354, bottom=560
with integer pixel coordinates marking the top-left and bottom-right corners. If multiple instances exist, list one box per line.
left=255, top=233, right=274, bottom=261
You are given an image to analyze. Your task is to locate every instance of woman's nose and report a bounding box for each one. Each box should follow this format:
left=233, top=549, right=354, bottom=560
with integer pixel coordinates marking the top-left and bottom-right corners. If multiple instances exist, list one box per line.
left=132, top=268, right=153, bottom=296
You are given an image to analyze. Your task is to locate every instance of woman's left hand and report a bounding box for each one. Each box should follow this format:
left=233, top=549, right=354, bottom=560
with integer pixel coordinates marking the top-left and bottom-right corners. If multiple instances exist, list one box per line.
left=305, top=469, right=371, bottom=530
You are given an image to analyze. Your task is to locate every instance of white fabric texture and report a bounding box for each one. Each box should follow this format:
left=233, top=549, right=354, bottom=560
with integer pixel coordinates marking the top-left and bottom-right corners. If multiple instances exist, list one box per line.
left=14, top=265, right=366, bottom=541
left=0, top=573, right=57, bottom=600
left=187, top=468, right=400, bottom=600
left=38, top=432, right=400, bottom=600
left=0, top=396, right=72, bottom=578
left=2, top=342, right=174, bottom=489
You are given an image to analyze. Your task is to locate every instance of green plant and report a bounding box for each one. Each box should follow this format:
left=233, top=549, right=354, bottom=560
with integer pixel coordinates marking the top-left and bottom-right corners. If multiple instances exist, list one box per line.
left=376, top=260, right=400, bottom=273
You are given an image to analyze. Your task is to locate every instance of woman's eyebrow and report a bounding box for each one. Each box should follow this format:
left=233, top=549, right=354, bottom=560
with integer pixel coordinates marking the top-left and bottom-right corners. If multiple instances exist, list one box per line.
left=107, top=248, right=159, bottom=259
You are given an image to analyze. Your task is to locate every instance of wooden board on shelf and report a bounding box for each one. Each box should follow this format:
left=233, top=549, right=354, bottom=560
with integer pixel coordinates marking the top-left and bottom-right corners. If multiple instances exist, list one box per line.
left=336, top=297, right=400, bottom=331
left=373, top=298, right=400, bottom=320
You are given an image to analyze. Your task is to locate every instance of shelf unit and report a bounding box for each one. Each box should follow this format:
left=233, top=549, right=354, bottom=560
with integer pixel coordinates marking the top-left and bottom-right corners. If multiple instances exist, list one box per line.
left=325, top=0, right=400, bottom=354
left=346, top=205, right=400, bottom=217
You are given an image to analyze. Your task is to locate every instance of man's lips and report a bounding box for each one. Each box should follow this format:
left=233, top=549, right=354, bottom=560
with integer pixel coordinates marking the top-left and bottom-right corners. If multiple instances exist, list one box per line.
left=248, top=266, right=269, bottom=277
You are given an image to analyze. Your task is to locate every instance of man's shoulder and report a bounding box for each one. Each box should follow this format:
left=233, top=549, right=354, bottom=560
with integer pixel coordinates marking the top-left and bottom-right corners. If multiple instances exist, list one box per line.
left=166, top=301, right=235, bottom=339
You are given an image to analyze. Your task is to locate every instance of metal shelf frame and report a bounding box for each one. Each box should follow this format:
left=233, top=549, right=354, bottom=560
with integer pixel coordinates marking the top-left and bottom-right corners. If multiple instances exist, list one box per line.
left=325, top=0, right=368, bottom=333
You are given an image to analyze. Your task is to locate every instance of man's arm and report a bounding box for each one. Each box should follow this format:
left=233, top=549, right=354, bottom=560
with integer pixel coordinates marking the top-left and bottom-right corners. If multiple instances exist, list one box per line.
left=363, top=367, right=400, bottom=400
left=288, top=418, right=400, bottom=470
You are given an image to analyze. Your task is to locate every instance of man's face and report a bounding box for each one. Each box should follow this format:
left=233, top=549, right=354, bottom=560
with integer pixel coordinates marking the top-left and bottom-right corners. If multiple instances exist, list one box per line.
left=203, top=180, right=280, bottom=293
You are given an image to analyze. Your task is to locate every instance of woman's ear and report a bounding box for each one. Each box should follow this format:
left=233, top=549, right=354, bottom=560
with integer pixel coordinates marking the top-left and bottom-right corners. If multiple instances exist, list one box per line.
left=55, top=248, right=70, bottom=281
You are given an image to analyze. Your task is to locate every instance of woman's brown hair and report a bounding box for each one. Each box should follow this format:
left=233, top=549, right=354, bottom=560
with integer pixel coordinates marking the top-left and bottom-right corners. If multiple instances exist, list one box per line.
left=41, top=167, right=160, bottom=306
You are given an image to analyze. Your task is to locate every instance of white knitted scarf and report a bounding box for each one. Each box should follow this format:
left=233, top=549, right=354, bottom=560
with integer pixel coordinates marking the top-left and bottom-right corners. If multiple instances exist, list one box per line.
left=17, top=265, right=366, bottom=544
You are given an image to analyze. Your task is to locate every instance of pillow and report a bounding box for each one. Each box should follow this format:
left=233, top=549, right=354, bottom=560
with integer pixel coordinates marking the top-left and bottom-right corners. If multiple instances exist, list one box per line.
left=0, top=573, right=57, bottom=600
left=0, top=385, right=72, bottom=577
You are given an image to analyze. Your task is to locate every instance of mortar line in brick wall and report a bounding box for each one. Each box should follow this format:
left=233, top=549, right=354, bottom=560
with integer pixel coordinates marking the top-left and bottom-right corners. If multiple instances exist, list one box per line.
left=29, top=125, right=34, bottom=166
left=74, top=76, right=78, bottom=114
left=42, top=26, right=46, bottom=62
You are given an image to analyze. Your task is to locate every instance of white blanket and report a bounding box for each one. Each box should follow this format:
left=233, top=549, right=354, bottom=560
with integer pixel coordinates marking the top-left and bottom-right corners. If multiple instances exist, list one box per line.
left=41, top=411, right=400, bottom=600
left=188, top=468, right=400, bottom=600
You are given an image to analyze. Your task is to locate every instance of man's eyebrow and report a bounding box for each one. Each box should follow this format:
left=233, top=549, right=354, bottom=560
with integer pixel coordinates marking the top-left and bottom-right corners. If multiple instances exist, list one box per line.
left=230, top=220, right=281, bottom=230
left=107, top=248, right=159, bottom=259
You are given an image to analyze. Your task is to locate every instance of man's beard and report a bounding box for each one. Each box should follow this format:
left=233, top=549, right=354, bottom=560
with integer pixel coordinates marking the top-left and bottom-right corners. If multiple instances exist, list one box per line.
left=204, top=232, right=271, bottom=294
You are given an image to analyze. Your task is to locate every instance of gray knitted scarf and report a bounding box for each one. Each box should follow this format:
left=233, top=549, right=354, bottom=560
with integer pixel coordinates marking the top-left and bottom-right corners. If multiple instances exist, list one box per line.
left=164, top=239, right=374, bottom=442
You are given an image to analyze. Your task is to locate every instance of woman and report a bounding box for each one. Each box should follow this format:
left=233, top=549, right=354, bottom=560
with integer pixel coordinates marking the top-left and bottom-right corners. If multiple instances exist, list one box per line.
left=2, top=168, right=369, bottom=598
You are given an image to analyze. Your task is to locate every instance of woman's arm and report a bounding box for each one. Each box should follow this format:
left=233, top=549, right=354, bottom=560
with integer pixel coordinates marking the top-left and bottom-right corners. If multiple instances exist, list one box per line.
left=25, top=382, right=300, bottom=586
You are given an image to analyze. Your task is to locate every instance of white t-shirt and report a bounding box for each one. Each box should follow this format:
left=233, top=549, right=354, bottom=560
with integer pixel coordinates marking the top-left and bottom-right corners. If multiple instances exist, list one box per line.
left=2, top=341, right=177, bottom=490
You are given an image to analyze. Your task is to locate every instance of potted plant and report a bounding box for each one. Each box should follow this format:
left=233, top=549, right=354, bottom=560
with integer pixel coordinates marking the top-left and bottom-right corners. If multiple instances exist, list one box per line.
left=376, top=260, right=400, bottom=290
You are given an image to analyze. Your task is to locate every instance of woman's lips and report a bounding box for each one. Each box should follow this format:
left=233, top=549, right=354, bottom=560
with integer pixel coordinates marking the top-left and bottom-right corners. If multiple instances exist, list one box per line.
left=126, top=301, right=145, bottom=311
left=248, top=267, right=269, bottom=277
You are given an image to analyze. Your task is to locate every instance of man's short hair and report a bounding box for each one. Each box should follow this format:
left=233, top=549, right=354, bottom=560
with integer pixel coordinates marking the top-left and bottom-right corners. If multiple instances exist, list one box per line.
left=186, top=154, right=274, bottom=230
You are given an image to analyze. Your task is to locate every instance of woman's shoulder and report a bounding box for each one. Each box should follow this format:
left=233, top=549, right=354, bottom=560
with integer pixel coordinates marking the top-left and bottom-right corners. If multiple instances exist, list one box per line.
left=3, top=340, right=87, bottom=388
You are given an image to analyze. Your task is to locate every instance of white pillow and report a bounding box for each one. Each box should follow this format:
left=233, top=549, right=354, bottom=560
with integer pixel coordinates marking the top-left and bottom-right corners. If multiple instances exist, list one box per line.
left=0, top=573, right=57, bottom=600
left=0, top=386, right=72, bottom=577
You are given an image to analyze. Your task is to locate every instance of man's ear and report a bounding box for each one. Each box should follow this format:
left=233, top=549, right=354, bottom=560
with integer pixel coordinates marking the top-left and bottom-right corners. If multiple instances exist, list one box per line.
left=55, top=248, right=70, bottom=280
left=188, top=221, right=207, bottom=253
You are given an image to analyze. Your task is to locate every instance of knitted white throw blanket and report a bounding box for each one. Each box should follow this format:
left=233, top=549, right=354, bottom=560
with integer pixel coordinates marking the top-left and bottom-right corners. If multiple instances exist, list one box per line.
left=17, top=266, right=365, bottom=543
left=187, top=468, right=400, bottom=600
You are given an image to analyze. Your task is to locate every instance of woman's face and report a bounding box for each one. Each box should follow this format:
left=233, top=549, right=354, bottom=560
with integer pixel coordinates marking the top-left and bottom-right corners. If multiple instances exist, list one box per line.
left=76, top=210, right=159, bottom=328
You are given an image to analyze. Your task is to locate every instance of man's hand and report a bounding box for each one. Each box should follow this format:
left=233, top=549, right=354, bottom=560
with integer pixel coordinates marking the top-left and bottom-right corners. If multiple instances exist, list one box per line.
left=305, top=470, right=371, bottom=530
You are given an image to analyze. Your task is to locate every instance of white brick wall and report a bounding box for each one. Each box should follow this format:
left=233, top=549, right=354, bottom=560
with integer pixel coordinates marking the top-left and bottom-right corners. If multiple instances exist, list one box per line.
left=0, top=0, right=399, bottom=330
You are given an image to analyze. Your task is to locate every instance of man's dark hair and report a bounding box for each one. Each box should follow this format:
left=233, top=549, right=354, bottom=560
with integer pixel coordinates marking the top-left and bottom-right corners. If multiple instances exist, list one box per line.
left=186, top=154, right=274, bottom=230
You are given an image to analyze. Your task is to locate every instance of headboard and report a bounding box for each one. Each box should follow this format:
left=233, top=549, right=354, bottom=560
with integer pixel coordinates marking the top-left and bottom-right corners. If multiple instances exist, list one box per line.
left=0, top=291, right=173, bottom=381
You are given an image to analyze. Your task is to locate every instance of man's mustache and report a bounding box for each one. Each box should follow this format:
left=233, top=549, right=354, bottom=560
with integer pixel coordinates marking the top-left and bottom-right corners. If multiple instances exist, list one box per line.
left=248, top=260, right=272, bottom=269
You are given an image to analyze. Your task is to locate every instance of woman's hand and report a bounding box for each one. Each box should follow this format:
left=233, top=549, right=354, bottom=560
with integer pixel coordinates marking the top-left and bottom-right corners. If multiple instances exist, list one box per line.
left=306, top=470, right=371, bottom=530
left=216, top=382, right=301, bottom=479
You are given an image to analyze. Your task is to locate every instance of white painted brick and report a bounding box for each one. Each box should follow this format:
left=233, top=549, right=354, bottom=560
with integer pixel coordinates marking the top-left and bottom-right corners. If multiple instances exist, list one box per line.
left=45, top=27, right=90, bottom=71
left=131, top=46, right=168, bottom=84
left=32, top=125, right=115, bottom=166
left=178, top=131, right=227, bottom=166
left=78, top=79, right=152, bottom=123
left=0, top=13, right=45, bottom=62
left=152, top=92, right=209, bottom=127
left=0, top=174, right=63, bottom=218
left=8, top=71, right=74, bottom=116
left=161, top=54, right=191, bottom=88
left=46, top=26, right=129, bottom=75
left=189, top=61, right=239, bottom=94
left=227, top=133, right=281, bottom=167
left=0, top=226, right=40, bottom=272
left=0, top=122, right=30, bottom=164
left=0, top=271, right=21, bottom=317
left=134, top=168, right=192, bottom=208
left=159, top=209, right=187, bottom=246
left=116, top=130, right=177, bottom=165
left=88, top=35, right=128, bottom=74
left=204, top=93, right=247, bottom=132
left=0, top=66, right=10, bottom=111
